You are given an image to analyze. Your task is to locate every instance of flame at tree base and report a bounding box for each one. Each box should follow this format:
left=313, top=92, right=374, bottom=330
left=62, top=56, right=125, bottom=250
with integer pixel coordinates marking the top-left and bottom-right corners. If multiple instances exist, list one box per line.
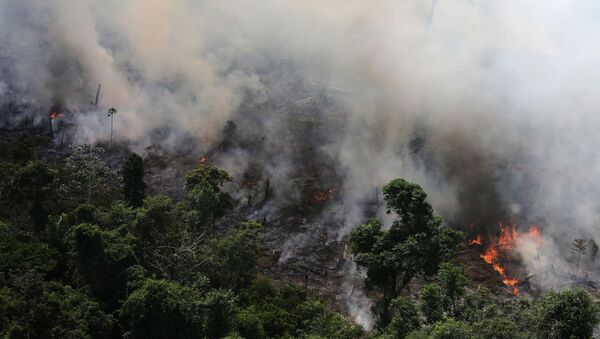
left=470, top=223, right=541, bottom=296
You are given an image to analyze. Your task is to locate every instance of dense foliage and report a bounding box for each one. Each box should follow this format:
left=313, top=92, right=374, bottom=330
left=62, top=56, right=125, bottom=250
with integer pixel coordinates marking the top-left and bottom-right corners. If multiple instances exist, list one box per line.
left=350, top=178, right=600, bottom=338
left=0, top=138, right=361, bottom=338
left=0, top=137, right=598, bottom=338
left=350, top=179, right=464, bottom=325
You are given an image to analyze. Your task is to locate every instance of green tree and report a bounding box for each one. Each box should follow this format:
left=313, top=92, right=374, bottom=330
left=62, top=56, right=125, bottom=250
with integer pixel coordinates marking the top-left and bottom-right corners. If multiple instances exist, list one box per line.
left=234, top=307, right=266, bottom=339
left=472, top=316, right=521, bottom=339
left=421, top=282, right=445, bottom=324
left=132, top=195, right=179, bottom=262
left=184, top=165, right=233, bottom=236
left=101, top=200, right=136, bottom=230
left=120, top=279, right=204, bottom=339
left=534, top=288, right=600, bottom=339
left=205, top=221, right=264, bottom=290
left=60, top=145, right=119, bottom=206
left=0, top=239, right=60, bottom=276
left=238, top=276, right=361, bottom=339
left=70, top=223, right=137, bottom=309
left=387, top=296, right=420, bottom=338
left=202, top=289, right=238, bottom=338
left=429, top=318, right=473, bottom=339
left=123, top=153, right=146, bottom=208
left=10, top=161, right=57, bottom=234
left=3, top=271, right=114, bottom=339
left=4, top=270, right=52, bottom=338
left=350, top=179, right=463, bottom=325
left=438, top=262, right=468, bottom=317
left=0, top=282, right=17, bottom=335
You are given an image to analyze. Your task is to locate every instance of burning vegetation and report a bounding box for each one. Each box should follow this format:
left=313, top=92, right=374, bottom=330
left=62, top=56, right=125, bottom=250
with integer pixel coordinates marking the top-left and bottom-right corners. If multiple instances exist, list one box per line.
left=3, top=1, right=600, bottom=337
left=469, top=223, right=542, bottom=296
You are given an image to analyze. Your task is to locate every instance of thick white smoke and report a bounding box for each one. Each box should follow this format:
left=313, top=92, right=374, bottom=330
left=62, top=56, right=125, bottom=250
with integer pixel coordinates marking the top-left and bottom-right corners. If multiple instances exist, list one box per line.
left=3, top=0, right=600, bottom=325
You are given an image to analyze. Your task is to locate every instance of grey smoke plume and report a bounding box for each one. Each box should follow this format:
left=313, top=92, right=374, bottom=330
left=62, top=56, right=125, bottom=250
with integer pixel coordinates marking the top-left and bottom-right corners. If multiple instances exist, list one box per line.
left=3, top=0, right=600, bottom=326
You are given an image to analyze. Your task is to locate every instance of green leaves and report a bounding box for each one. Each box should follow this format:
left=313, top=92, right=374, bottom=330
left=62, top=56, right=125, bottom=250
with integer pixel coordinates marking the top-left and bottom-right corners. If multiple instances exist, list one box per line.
left=2, top=271, right=114, bottom=339
left=10, top=161, right=58, bottom=233
left=438, top=263, right=468, bottom=317
left=70, top=223, right=137, bottom=309
left=60, top=145, right=119, bottom=206
left=383, top=179, right=431, bottom=223
left=120, top=279, right=204, bottom=339
left=237, top=276, right=362, bottom=338
left=203, top=221, right=264, bottom=290
left=184, top=165, right=233, bottom=234
left=534, top=288, right=600, bottom=339
left=387, top=296, right=420, bottom=338
left=120, top=279, right=238, bottom=339
left=420, top=283, right=444, bottom=324
left=123, top=153, right=146, bottom=208
left=349, top=218, right=382, bottom=254
left=350, top=178, right=464, bottom=326
left=185, top=165, right=232, bottom=192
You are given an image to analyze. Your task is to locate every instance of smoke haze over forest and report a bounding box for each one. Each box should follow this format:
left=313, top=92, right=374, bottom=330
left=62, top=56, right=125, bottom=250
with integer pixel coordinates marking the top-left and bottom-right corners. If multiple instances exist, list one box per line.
left=3, top=0, right=600, bottom=324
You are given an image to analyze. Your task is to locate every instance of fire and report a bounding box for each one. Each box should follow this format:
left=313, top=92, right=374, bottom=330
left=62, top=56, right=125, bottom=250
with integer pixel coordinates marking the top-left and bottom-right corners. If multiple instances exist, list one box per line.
left=502, top=278, right=520, bottom=296
left=473, top=223, right=542, bottom=297
left=492, top=263, right=505, bottom=276
left=498, top=223, right=519, bottom=249
left=50, top=112, right=64, bottom=120
left=527, top=225, right=542, bottom=249
left=468, top=235, right=482, bottom=245
left=198, top=156, right=209, bottom=164
left=480, top=245, right=497, bottom=264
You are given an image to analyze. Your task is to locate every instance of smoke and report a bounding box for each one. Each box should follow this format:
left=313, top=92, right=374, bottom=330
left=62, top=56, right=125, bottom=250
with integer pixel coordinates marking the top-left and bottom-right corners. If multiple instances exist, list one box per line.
left=3, top=0, right=600, bottom=326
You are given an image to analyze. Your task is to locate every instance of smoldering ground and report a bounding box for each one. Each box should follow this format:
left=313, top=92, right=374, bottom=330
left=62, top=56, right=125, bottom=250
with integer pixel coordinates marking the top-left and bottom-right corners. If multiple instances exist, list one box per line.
left=3, top=0, right=600, bottom=326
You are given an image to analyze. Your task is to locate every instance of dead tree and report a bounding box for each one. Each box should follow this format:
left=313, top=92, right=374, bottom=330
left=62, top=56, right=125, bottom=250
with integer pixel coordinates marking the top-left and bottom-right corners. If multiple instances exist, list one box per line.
left=92, top=84, right=101, bottom=108
left=147, top=232, right=206, bottom=284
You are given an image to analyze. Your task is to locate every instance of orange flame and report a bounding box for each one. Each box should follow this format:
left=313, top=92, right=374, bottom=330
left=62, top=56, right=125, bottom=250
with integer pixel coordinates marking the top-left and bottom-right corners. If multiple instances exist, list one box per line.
left=469, top=235, right=482, bottom=245
left=498, top=223, right=519, bottom=249
left=199, top=156, right=208, bottom=164
left=526, top=225, right=542, bottom=249
left=476, top=222, right=542, bottom=297
left=480, top=245, right=498, bottom=264
left=492, top=263, right=505, bottom=276
left=50, top=112, right=64, bottom=120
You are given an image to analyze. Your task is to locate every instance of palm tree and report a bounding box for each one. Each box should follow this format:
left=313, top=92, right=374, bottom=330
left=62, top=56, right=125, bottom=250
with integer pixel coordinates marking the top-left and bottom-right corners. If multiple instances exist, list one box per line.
left=570, top=238, right=588, bottom=276
left=107, top=107, right=117, bottom=148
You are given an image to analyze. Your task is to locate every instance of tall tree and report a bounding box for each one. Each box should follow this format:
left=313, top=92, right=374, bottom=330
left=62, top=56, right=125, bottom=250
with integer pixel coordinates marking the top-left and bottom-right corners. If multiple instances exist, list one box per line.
left=123, top=153, right=146, bottom=208
left=70, top=223, right=137, bottom=310
left=350, top=179, right=463, bottom=325
left=184, top=165, right=233, bottom=236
